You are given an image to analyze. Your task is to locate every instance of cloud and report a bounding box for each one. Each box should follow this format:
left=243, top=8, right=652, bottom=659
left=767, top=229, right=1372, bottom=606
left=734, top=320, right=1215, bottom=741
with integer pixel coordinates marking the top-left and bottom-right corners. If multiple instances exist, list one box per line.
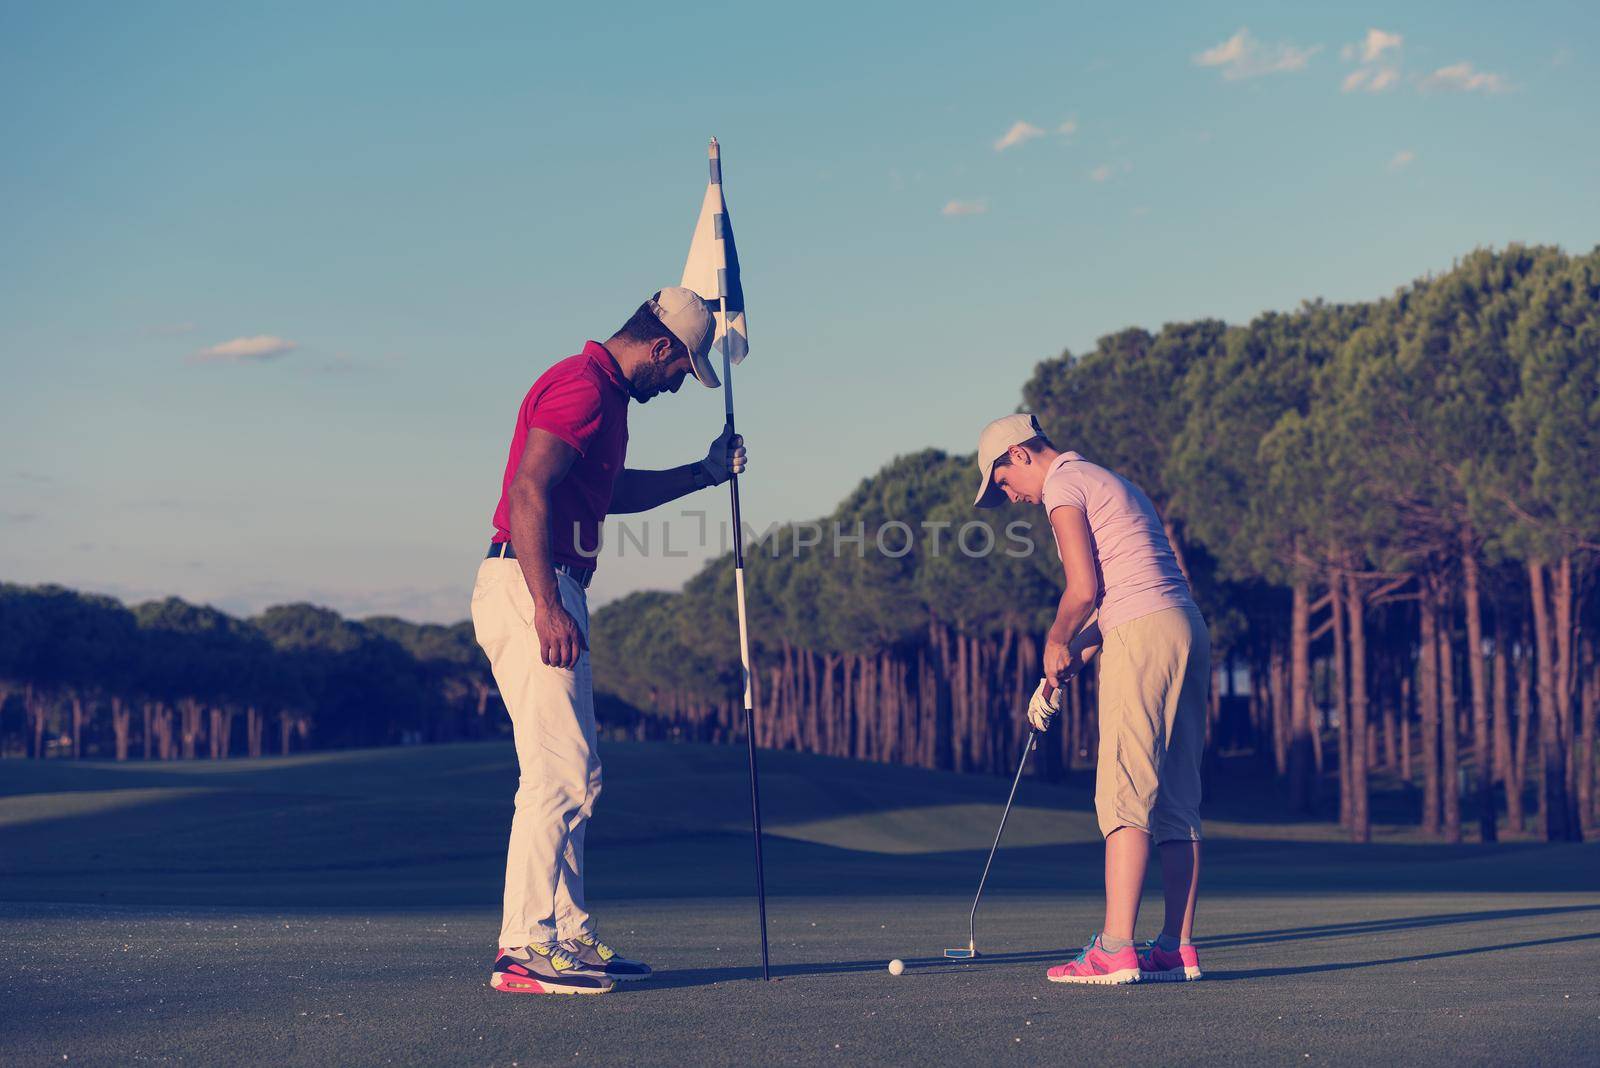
left=994, top=121, right=1044, bottom=152
left=1340, top=30, right=1403, bottom=93
left=1388, top=149, right=1416, bottom=171
left=1088, top=164, right=1114, bottom=183
left=1420, top=62, right=1509, bottom=93
left=1360, top=29, right=1403, bottom=63
left=941, top=199, right=988, bottom=217
left=1195, top=28, right=1320, bottom=80
left=1057, top=117, right=1078, bottom=136
left=192, top=335, right=298, bottom=363
left=1343, top=66, right=1399, bottom=93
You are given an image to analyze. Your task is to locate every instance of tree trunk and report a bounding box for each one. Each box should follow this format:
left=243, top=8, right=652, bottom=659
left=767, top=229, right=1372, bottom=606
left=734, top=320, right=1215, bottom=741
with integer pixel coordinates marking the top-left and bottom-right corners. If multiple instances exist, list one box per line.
left=1270, top=641, right=1289, bottom=777
left=1553, top=555, right=1583, bottom=839
left=151, top=704, right=175, bottom=760
left=111, top=697, right=131, bottom=762
left=1437, top=594, right=1461, bottom=844
left=1492, top=633, right=1518, bottom=835
left=179, top=699, right=202, bottom=760
left=28, top=686, right=48, bottom=758
left=1310, top=652, right=1325, bottom=775
left=1289, top=578, right=1315, bottom=813
left=209, top=708, right=224, bottom=759
left=71, top=693, right=86, bottom=759
left=142, top=701, right=153, bottom=760
left=246, top=706, right=264, bottom=758
left=1528, top=559, right=1574, bottom=841
left=1579, top=638, right=1596, bottom=832
left=1331, top=570, right=1351, bottom=828
left=1381, top=657, right=1398, bottom=771
left=1400, top=674, right=1413, bottom=784
left=1418, top=577, right=1441, bottom=836
left=1248, top=658, right=1264, bottom=757
left=1345, top=573, right=1370, bottom=843
left=1513, top=632, right=1532, bottom=833
left=1462, top=545, right=1495, bottom=841
left=823, top=659, right=838, bottom=753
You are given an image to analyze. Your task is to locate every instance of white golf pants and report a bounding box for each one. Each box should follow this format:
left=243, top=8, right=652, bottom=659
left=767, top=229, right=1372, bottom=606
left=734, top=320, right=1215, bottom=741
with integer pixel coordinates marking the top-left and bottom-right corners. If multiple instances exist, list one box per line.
left=470, top=558, right=601, bottom=948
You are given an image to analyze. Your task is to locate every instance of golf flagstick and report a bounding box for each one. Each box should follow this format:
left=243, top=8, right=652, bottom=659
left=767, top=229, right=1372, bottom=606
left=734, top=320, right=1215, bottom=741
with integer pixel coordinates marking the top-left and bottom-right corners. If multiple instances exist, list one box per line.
left=682, top=136, right=769, bottom=981
left=722, top=340, right=770, bottom=982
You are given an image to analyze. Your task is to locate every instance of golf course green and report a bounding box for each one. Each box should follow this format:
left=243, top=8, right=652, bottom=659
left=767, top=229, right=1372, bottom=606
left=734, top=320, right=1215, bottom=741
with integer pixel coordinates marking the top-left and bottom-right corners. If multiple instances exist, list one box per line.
left=3, top=741, right=1597, bottom=1065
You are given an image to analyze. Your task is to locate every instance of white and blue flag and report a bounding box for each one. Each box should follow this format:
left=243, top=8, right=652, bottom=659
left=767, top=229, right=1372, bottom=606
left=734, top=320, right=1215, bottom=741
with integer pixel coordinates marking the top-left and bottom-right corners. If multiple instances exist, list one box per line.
left=681, top=137, right=749, bottom=367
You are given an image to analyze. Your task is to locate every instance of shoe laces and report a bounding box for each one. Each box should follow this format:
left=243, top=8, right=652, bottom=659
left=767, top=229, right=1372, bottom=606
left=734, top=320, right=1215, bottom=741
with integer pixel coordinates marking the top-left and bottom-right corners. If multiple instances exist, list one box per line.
left=577, top=933, right=616, bottom=962
left=532, top=942, right=580, bottom=971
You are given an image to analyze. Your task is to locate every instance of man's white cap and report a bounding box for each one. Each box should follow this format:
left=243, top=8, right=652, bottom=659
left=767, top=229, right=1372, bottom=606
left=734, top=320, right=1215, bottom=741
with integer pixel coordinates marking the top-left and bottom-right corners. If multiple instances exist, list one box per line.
left=646, top=286, right=720, bottom=388
left=974, top=412, right=1046, bottom=508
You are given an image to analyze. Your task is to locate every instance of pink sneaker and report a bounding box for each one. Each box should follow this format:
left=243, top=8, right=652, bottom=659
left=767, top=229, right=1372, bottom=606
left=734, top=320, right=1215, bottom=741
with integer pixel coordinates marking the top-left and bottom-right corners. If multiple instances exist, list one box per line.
left=1137, top=940, right=1203, bottom=982
left=1046, top=936, right=1141, bottom=985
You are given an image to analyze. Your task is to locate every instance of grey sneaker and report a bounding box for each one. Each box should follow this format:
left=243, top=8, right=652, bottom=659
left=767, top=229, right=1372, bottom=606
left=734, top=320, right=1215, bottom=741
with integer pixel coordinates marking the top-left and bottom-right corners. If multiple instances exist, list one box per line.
left=490, top=942, right=614, bottom=995
left=562, top=932, right=653, bottom=982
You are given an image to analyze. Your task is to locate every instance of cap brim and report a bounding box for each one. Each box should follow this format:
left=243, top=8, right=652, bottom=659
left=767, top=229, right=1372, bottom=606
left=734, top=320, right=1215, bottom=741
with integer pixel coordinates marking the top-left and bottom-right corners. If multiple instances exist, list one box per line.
left=973, top=459, right=1005, bottom=508
left=689, top=342, right=721, bottom=388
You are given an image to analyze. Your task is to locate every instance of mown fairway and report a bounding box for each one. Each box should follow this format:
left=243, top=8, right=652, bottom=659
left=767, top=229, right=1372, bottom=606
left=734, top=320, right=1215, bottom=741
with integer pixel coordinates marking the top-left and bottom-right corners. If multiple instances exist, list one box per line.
left=3, top=742, right=1597, bottom=1066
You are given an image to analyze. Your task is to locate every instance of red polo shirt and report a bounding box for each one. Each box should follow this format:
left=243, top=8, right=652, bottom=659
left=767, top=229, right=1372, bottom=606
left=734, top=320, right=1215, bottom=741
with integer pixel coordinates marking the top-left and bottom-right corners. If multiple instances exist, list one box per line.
left=491, top=341, right=630, bottom=570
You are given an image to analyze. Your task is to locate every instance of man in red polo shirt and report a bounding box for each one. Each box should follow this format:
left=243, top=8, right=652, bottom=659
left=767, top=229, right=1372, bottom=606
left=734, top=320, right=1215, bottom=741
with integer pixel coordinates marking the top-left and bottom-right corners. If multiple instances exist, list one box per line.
left=472, top=287, right=747, bottom=995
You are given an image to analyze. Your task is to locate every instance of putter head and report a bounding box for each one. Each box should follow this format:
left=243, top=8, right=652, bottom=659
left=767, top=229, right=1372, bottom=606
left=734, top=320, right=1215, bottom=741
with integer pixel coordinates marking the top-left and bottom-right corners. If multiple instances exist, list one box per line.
left=944, top=947, right=978, bottom=959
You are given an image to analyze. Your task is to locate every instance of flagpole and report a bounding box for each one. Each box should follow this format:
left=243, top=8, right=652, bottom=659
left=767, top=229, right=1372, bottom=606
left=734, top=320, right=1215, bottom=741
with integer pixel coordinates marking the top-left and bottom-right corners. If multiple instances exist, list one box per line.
left=687, top=136, right=769, bottom=980
left=720, top=302, right=771, bottom=983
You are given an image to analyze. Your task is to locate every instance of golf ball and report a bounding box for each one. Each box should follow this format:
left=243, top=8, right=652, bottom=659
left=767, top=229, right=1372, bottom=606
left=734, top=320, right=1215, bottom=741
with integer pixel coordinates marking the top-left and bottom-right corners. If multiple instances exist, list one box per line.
left=888, top=958, right=905, bottom=976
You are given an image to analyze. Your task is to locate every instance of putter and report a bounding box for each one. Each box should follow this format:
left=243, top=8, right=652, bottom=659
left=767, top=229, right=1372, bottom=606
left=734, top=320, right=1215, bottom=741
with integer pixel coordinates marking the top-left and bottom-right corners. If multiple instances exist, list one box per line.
left=945, top=711, right=1044, bottom=960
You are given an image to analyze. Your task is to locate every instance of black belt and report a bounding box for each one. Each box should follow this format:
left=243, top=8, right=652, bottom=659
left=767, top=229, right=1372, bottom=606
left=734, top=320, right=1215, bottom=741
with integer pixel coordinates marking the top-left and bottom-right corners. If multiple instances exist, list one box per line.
left=486, top=541, right=594, bottom=589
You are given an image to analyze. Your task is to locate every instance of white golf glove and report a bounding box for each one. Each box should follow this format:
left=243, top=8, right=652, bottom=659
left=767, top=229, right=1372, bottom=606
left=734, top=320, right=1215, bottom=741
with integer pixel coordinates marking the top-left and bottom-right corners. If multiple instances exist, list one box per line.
left=700, top=426, right=748, bottom=486
left=1026, top=677, right=1062, bottom=733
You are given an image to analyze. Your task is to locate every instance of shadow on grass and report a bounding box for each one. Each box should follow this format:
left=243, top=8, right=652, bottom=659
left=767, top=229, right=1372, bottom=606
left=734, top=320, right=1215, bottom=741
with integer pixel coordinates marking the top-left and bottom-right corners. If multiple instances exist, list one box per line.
left=634, top=904, right=1600, bottom=991
left=637, top=949, right=1078, bottom=990
left=1200, top=903, right=1600, bottom=949
left=1206, top=931, right=1600, bottom=981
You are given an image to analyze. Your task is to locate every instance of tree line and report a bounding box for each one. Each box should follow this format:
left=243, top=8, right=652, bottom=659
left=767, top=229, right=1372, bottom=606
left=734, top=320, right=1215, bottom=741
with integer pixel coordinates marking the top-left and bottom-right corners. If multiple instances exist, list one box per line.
left=4, top=244, right=1595, bottom=844
left=588, top=244, right=1600, bottom=843
left=0, top=587, right=690, bottom=760
left=0, top=590, right=506, bottom=759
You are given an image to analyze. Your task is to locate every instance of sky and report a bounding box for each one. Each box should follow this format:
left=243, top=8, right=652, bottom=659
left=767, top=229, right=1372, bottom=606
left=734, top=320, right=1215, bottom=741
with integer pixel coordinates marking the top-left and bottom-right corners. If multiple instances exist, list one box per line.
left=2, top=1, right=1597, bottom=623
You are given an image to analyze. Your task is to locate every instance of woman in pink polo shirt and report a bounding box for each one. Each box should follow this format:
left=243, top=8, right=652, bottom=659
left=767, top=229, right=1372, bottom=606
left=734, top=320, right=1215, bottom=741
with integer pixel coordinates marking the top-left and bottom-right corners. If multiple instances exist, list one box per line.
left=975, top=413, right=1209, bottom=986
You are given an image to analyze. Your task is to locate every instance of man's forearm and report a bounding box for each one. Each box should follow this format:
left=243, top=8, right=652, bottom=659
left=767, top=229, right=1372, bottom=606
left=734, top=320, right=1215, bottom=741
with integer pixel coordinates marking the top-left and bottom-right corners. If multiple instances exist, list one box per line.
left=507, top=490, right=562, bottom=609
left=609, top=464, right=713, bottom=514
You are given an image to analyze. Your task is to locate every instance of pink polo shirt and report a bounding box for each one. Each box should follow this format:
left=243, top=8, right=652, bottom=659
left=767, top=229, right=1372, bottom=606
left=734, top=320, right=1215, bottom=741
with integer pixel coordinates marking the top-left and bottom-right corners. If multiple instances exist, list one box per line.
left=490, top=341, right=630, bottom=570
left=1041, top=452, right=1194, bottom=633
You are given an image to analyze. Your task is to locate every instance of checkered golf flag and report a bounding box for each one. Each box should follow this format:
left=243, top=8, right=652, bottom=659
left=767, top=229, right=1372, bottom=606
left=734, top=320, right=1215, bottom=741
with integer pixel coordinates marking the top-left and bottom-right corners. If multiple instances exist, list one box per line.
left=681, top=137, right=748, bottom=363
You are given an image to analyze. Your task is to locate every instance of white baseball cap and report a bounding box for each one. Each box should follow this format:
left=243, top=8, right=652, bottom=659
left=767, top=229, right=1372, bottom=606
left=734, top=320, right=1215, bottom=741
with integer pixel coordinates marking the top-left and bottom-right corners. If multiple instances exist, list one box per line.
left=646, top=286, right=720, bottom=388
left=973, top=412, right=1046, bottom=508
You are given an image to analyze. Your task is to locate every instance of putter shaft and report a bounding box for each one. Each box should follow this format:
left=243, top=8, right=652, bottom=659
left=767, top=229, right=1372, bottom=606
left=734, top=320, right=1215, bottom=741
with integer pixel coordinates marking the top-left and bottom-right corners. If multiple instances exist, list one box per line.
left=965, top=728, right=1037, bottom=954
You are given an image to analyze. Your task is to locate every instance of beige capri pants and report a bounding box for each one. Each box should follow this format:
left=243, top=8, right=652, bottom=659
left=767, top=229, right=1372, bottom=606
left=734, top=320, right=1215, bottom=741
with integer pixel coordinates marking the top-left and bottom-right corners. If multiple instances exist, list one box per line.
left=1093, top=604, right=1210, bottom=843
